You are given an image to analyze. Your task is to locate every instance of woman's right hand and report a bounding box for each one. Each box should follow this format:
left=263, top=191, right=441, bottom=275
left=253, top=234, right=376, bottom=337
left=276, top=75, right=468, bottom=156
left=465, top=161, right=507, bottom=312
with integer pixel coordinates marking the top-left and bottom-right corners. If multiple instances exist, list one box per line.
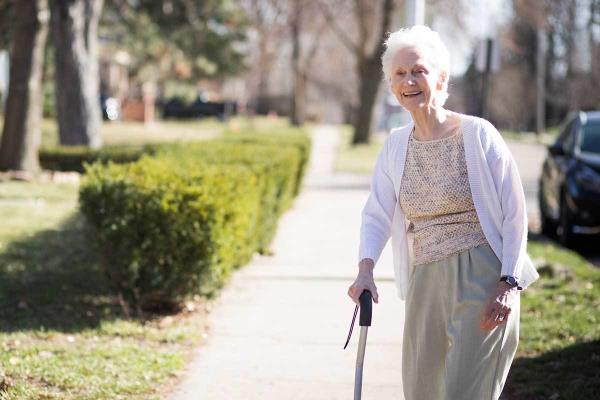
left=347, top=258, right=379, bottom=305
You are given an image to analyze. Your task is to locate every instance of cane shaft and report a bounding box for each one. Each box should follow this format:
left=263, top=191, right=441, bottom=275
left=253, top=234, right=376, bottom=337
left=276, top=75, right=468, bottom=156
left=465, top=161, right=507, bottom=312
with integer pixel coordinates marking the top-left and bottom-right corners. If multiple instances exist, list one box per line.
left=354, top=326, right=369, bottom=400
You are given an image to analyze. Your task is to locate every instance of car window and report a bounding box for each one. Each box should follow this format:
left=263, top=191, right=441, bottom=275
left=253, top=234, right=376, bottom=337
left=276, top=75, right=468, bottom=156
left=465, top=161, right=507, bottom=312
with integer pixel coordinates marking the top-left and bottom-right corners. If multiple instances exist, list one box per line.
left=557, top=119, right=574, bottom=141
left=556, top=119, right=573, bottom=143
left=580, top=121, right=600, bottom=154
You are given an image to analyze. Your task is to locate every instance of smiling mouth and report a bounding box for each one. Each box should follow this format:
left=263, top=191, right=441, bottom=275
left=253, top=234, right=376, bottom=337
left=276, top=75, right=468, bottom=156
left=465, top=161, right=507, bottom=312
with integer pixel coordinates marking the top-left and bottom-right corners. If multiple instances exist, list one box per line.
left=403, top=91, right=422, bottom=97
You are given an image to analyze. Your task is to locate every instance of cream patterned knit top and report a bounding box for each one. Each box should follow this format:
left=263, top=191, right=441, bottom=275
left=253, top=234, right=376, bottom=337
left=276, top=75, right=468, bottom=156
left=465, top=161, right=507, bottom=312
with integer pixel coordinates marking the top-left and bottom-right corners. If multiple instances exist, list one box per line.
left=399, top=126, right=488, bottom=266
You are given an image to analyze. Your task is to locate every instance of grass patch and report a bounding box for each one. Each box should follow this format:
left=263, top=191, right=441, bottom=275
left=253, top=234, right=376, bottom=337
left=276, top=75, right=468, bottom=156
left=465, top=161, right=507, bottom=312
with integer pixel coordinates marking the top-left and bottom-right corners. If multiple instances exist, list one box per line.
left=0, top=180, right=209, bottom=399
left=1, top=115, right=300, bottom=150
left=335, top=125, right=385, bottom=174
left=0, top=115, right=308, bottom=398
left=505, top=235, right=600, bottom=399
left=40, top=118, right=223, bottom=148
left=500, top=129, right=556, bottom=146
left=0, top=181, right=78, bottom=246
left=0, top=116, right=223, bottom=149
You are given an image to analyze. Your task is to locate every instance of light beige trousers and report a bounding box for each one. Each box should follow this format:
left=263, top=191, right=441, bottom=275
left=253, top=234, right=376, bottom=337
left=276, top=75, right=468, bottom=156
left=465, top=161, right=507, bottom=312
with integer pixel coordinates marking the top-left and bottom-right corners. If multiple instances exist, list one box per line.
left=402, top=243, right=520, bottom=400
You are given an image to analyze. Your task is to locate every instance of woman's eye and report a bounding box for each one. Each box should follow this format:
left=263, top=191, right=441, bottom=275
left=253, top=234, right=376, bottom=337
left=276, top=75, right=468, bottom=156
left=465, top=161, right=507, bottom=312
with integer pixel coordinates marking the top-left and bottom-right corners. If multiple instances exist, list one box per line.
left=396, top=71, right=406, bottom=76
left=414, top=69, right=425, bottom=74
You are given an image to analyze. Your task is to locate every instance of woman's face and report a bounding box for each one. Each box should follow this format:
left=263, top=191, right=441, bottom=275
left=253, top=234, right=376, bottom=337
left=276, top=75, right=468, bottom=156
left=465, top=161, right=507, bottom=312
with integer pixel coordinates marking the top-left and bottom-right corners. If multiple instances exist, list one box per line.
left=389, top=46, right=446, bottom=112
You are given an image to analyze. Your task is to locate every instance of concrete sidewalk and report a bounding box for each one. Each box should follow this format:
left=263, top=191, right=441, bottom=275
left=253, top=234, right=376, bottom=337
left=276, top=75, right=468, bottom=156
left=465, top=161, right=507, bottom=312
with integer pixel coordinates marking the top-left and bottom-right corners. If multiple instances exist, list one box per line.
left=169, top=126, right=405, bottom=400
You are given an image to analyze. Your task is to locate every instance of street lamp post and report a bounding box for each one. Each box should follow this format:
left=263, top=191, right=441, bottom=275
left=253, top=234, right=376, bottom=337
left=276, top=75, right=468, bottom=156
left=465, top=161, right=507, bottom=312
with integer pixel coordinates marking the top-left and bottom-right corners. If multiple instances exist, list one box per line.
left=405, top=0, right=424, bottom=26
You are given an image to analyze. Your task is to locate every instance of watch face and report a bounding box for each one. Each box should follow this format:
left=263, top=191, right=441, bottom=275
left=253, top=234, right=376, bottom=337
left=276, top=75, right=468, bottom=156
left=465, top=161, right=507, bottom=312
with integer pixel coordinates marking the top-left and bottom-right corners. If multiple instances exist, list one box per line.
left=502, top=276, right=518, bottom=286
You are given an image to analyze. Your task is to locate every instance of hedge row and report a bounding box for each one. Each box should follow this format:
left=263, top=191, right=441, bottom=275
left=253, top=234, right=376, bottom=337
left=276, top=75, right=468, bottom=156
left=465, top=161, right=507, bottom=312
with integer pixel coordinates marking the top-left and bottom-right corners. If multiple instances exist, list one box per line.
left=78, top=132, right=310, bottom=310
left=38, top=132, right=312, bottom=195
left=222, top=130, right=311, bottom=196
left=39, top=144, right=160, bottom=172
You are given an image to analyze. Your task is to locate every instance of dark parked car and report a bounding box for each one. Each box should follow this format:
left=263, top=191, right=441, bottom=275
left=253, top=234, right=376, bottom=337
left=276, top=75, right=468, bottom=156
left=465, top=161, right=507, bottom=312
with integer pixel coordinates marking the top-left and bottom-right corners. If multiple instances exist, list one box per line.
left=539, top=111, right=600, bottom=246
left=161, top=96, right=236, bottom=120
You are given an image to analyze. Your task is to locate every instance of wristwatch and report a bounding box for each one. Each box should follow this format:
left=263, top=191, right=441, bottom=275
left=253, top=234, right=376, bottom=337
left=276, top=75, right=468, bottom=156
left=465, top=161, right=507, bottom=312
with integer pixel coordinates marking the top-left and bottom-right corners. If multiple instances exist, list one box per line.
left=500, top=275, right=522, bottom=290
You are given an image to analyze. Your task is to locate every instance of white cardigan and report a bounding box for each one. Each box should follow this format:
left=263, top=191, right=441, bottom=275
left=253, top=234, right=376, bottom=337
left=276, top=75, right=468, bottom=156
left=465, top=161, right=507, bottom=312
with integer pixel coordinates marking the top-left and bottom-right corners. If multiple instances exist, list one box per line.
left=359, top=113, right=540, bottom=300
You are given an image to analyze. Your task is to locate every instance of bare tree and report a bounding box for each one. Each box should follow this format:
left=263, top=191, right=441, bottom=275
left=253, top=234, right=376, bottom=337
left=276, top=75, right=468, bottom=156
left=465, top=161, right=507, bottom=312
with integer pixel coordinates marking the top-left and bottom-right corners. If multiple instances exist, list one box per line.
left=50, top=0, right=103, bottom=147
left=290, top=0, right=304, bottom=125
left=0, top=0, right=49, bottom=174
left=240, top=0, right=288, bottom=113
left=290, top=0, right=327, bottom=126
left=319, top=0, right=397, bottom=144
left=507, top=0, right=600, bottom=127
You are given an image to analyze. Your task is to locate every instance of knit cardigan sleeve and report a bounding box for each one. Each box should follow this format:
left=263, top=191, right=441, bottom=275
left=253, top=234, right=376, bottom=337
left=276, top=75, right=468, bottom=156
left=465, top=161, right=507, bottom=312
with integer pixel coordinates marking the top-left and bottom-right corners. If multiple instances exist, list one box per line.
left=358, top=136, right=397, bottom=265
left=480, top=119, right=529, bottom=280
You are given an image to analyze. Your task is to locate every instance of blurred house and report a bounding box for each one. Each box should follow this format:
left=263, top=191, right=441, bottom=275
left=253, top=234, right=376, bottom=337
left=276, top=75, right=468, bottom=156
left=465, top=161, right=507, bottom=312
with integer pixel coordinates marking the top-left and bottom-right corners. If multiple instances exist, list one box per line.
left=99, top=47, right=130, bottom=102
left=98, top=42, right=160, bottom=123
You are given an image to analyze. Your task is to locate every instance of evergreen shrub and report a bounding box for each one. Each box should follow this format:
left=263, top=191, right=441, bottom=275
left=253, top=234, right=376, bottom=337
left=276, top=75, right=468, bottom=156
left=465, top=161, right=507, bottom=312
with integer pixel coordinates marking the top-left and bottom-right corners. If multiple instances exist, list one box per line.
left=78, top=130, right=310, bottom=310
left=79, top=156, right=260, bottom=309
left=39, top=144, right=160, bottom=172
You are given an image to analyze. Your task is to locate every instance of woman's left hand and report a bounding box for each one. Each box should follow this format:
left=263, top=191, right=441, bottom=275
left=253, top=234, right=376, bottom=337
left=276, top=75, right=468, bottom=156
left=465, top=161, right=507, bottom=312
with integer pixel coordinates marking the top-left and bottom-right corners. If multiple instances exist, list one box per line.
left=479, top=281, right=518, bottom=331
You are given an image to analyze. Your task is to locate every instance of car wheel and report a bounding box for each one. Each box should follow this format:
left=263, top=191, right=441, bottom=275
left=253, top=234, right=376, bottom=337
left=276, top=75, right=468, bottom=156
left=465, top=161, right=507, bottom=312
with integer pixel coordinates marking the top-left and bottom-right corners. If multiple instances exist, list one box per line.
left=557, top=195, right=575, bottom=247
left=538, top=184, right=556, bottom=237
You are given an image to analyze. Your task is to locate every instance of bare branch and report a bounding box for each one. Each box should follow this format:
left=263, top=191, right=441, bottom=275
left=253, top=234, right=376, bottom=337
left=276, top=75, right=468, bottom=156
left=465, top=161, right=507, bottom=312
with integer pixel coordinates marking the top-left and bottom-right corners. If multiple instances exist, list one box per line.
left=315, top=0, right=360, bottom=55
left=302, top=19, right=328, bottom=72
left=354, top=0, right=369, bottom=56
left=371, top=0, right=394, bottom=62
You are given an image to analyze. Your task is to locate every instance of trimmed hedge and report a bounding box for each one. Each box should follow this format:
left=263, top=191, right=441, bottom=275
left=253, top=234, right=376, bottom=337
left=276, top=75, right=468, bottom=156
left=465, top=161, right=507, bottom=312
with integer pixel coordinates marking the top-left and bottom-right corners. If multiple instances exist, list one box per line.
left=39, top=144, right=160, bottom=172
left=78, top=130, right=310, bottom=310
left=157, top=141, right=300, bottom=251
left=40, top=129, right=312, bottom=193
left=223, top=129, right=311, bottom=196
left=80, top=156, right=261, bottom=308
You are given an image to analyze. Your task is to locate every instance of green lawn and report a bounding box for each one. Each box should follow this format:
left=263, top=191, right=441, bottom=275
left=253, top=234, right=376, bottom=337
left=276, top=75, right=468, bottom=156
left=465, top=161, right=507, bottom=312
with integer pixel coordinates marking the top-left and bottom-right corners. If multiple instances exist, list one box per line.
left=41, top=118, right=223, bottom=147
left=0, top=180, right=209, bottom=399
left=0, top=117, right=225, bottom=398
left=0, top=115, right=308, bottom=398
left=500, top=129, right=556, bottom=146
left=0, top=115, right=254, bottom=149
left=334, top=125, right=385, bottom=174
left=506, top=236, right=600, bottom=400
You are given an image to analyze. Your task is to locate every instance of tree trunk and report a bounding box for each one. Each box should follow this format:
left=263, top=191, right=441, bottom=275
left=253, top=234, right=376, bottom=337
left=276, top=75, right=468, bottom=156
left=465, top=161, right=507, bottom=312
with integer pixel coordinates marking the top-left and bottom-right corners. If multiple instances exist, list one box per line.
left=0, top=0, right=49, bottom=173
left=535, top=28, right=546, bottom=136
left=292, top=71, right=306, bottom=125
left=50, top=0, right=103, bottom=148
left=290, top=0, right=304, bottom=126
left=351, top=0, right=394, bottom=144
left=256, top=37, right=272, bottom=114
left=352, top=58, right=382, bottom=144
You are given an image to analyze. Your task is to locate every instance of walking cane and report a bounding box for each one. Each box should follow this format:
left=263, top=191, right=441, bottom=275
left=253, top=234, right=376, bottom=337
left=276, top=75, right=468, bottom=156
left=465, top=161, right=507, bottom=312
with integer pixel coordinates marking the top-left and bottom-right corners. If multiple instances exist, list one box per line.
left=343, top=290, right=373, bottom=400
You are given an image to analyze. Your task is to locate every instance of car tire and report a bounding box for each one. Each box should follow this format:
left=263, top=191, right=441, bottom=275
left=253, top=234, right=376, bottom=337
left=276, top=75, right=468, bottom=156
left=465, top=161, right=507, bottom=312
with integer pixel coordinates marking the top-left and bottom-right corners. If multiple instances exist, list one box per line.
left=557, top=194, right=575, bottom=247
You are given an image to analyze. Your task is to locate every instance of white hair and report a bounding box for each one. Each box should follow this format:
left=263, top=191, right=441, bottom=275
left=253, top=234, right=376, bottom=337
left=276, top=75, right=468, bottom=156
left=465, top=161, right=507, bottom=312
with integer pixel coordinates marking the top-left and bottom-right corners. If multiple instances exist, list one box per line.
left=381, top=25, right=451, bottom=106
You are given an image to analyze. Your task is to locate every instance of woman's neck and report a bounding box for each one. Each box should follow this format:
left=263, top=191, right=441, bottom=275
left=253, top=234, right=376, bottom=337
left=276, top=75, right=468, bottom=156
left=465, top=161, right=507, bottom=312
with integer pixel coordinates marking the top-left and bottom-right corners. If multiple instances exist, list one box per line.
left=410, top=106, right=458, bottom=141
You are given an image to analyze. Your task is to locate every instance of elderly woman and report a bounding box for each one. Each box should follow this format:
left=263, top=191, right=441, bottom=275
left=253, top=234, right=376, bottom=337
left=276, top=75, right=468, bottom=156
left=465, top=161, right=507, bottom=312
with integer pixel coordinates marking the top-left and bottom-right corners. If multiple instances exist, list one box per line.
left=347, top=25, right=539, bottom=400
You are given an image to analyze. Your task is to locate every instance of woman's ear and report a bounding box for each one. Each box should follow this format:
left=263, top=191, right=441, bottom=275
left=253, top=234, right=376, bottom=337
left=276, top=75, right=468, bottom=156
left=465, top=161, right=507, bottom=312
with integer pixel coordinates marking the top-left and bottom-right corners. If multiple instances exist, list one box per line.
left=437, top=70, right=448, bottom=91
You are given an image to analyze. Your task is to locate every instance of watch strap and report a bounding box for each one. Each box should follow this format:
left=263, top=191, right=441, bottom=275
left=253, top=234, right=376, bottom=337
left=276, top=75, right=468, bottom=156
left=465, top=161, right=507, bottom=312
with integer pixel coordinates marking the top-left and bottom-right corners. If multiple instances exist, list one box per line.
left=500, top=275, right=523, bottom=290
